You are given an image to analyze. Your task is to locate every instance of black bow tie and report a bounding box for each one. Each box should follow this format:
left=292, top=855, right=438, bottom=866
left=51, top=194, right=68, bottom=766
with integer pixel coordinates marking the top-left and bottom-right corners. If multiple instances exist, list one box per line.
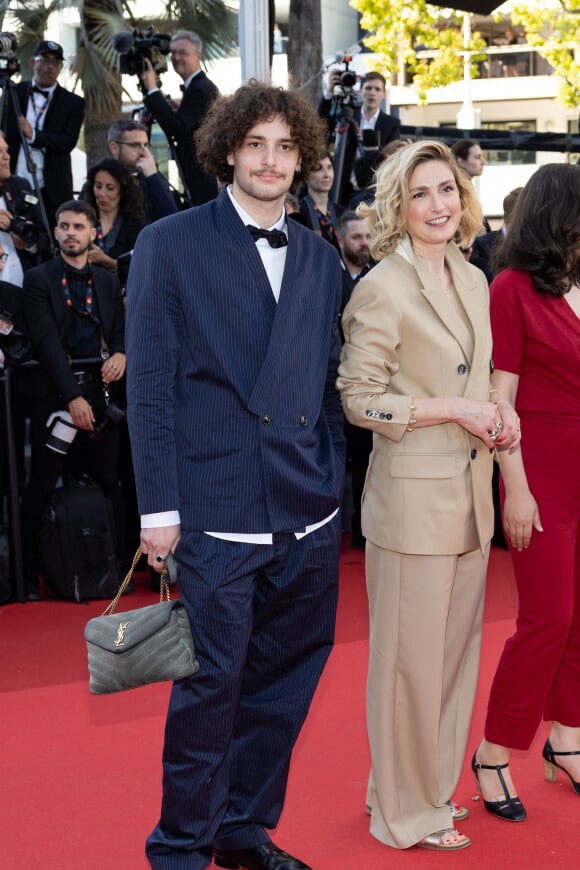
left=31, top=85, right=49, bottom=98
left=246, top=225, right=288, bottom=249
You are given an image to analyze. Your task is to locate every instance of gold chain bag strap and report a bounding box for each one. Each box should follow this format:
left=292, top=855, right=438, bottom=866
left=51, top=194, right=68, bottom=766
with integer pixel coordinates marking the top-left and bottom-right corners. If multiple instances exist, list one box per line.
left=84, top=548, right=199, bottom=694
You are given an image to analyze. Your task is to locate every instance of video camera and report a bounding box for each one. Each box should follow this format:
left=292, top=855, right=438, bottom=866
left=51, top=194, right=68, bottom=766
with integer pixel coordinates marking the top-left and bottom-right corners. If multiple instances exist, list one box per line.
left=0, top=32, right=20, bottom=79
left=113, top=26, right=171, bottom=77
left=10, top=192, right=41, bottom=248
left=328, top=48, right=362, bottom=115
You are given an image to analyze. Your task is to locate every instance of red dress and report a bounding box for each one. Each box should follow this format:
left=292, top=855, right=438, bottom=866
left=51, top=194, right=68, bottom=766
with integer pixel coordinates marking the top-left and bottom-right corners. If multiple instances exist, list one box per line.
left=485, top=269, right=580, bottom=749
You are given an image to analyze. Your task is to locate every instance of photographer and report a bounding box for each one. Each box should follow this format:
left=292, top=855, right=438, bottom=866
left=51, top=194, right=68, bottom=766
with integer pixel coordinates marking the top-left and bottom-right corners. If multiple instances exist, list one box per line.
left=0, top=132, right=49, bottom=282
left=19, top=200, right=126, bottom=601
left=140, top=30, right=219, bottom=206
left=319, top=70, right=400, bottom=206
left=5, top=40, right=85, bottom=229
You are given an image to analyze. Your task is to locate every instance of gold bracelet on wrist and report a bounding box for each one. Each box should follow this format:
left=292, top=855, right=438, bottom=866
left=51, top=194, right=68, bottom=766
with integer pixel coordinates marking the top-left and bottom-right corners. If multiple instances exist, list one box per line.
left=407, top=400, right=417, bottom=432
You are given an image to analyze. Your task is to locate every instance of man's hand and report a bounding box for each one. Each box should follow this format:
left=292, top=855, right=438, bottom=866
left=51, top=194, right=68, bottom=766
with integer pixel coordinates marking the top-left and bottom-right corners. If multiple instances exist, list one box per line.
left=0, top=209, right=12, bottom=232
left=18, top=115, right=33, bottom=139
left=68, top=395, right=95, bottom=431
left=135, top=149, right=158, bottom=178
left=141, top=525, right=181, bottom=572
left=139, top=58, right=157, bottom=94
left=327, top=69, right=342, bottom=92
left=101, top=352, right=126, bottom=384
left=11, top=232, right=27, bottom=250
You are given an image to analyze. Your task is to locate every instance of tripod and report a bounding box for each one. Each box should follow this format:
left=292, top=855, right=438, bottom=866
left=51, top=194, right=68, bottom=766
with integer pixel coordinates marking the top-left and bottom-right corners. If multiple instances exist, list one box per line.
left=0, top=75, right=56, bottom=256
left=328, top=95, right=367, bottom=206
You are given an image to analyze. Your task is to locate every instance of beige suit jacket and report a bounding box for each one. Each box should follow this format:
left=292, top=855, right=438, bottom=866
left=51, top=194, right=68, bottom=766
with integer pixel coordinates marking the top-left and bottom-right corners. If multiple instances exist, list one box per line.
left=337, top=241, right=494, bottom=555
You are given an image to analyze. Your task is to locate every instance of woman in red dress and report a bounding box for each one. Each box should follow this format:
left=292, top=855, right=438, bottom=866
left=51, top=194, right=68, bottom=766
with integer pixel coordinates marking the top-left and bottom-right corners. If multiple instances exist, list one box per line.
left=472, top=163, right=580, bottom=820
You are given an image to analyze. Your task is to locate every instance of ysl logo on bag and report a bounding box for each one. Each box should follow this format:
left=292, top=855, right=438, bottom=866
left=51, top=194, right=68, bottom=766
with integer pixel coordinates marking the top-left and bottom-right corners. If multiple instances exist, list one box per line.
left=114, top=621, right=131, bottom=647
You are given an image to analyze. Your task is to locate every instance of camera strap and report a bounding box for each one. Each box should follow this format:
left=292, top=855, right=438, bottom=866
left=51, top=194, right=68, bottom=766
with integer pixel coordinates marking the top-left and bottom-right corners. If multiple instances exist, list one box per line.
left=99, top=327, right=111, bottom=405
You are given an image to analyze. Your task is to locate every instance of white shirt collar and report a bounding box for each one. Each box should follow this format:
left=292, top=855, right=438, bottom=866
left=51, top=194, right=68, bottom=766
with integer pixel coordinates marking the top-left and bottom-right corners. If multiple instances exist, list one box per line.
left=226, top=185, right=286, bottom=232
left=360, top=107, right=381, bottom=129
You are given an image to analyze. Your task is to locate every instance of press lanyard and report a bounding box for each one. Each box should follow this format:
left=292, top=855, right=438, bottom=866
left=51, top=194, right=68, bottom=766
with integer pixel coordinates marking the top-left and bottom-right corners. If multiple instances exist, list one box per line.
left=61, top=271, right=95, bottom=318
left=30, top=92, right=49, bottom=130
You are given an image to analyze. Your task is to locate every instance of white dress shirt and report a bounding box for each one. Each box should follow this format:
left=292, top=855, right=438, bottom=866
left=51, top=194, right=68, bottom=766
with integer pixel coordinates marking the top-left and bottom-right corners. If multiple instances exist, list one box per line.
left=16, top=80, right=58, bottom=189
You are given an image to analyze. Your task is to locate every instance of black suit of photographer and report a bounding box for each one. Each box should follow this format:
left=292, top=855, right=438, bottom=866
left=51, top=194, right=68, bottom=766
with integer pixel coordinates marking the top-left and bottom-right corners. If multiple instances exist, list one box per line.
left=143, top=71, right=218, bottom=206
left=6, top=81, right=85, bottom=227
left=18, top=255, right=125, bottom=597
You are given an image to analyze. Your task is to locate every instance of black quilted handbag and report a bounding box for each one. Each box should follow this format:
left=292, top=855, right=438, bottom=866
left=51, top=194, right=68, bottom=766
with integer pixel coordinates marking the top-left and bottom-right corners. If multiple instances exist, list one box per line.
left=84, top=549, right=199, bottom=694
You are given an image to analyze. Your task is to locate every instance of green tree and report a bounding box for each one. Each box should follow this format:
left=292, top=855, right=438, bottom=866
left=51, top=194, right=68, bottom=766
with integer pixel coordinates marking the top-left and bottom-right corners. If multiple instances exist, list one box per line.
left=352, top=0, right=580, bottom=108
left=350, top=0, right=486, bottom=104
left=5, top=1, right=237, bottom=164
left=509, top=1, right=580, bottom=106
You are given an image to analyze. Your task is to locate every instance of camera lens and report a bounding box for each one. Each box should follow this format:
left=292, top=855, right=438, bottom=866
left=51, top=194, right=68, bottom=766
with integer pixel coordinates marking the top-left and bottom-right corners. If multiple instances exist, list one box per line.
left=341, top=70, right=357, bottom=89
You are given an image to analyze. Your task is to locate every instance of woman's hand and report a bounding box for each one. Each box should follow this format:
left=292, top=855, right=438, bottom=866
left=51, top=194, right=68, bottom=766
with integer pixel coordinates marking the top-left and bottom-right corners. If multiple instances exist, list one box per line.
left=453, top=399, right=511, bottom=449
left=502, top=488, right=543, bottom=551
left=101, top=352, right=126, bottom=384
left=88, top=244, right=117, bottom=271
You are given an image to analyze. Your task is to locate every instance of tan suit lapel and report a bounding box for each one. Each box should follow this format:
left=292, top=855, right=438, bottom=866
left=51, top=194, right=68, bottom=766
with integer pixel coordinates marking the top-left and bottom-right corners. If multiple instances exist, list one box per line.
left=397, top=240, right=486, bottom=393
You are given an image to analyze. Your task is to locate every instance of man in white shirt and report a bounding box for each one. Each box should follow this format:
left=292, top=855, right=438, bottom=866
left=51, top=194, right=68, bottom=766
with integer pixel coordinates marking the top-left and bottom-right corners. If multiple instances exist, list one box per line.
left=6, top=40, right=85, bottom=228
left=126, top=81, right=344, bottom=870
left=318, top=70, right=400, bottom=204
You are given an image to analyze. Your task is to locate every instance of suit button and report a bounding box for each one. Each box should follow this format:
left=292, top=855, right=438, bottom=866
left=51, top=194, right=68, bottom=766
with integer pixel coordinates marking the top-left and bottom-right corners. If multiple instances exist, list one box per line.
left=457, top=364, right=467, bottom=375
left=262, top=415, right=270, bottom=426
left=386, top=413, right=393, bottom=420
left=300, top=416, right=308, bottom=426
left=471, top=449, right=477, bottom=460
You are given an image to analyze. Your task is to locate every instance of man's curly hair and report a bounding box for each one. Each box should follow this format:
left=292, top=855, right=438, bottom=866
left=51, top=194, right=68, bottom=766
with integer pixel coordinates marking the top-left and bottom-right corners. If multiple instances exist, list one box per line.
left=195, top=80, right=327, bottom=184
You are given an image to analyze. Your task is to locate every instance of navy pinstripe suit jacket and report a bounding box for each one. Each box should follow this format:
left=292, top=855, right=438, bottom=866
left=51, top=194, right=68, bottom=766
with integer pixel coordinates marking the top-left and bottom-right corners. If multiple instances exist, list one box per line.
left=126, top=189, right=345, bottom=533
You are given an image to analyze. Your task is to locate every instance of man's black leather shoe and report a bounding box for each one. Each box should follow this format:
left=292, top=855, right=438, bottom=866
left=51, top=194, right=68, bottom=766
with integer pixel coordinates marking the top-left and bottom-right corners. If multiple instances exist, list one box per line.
left=214, top=842, right=312, bottom=870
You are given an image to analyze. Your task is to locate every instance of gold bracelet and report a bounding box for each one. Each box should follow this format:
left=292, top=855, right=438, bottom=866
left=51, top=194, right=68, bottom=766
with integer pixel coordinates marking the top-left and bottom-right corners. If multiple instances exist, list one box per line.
left=407, top=400, right=417, bottom=432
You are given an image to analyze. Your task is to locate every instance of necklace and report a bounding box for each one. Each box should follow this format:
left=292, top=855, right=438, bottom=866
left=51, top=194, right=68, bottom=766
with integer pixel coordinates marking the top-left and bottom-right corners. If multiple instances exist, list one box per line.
left=61, top=271, right=94, bottom=317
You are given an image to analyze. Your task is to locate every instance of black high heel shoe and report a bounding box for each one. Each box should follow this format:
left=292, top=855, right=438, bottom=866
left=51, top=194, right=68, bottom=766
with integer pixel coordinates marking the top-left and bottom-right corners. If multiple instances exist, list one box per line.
left=471, top=752, right=527, bottom=822
left=542, top=739, right=580, bottom=794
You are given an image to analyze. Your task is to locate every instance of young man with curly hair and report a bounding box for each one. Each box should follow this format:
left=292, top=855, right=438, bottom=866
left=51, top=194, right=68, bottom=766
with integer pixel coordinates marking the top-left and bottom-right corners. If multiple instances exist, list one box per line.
left=126, top=81, right=345, bottom=870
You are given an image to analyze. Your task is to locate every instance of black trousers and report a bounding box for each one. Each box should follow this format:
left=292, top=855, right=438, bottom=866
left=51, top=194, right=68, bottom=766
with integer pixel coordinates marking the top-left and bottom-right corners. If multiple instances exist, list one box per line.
left=19, top=380, right=125, bottom=584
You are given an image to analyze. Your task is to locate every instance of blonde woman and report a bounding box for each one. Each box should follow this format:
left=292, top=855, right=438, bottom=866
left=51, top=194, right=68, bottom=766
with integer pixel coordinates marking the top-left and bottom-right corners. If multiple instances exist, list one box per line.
left=337, top=140, right=519, bottom=851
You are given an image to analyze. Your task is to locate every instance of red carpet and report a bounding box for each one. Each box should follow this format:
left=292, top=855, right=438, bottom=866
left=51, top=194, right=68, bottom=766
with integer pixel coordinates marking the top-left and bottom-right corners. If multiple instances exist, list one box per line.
left=0, top=541, right=574, bottom=869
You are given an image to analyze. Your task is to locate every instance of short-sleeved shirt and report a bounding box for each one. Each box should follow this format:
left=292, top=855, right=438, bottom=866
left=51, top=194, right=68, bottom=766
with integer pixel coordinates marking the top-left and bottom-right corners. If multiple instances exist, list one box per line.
left=490, top=268, right=580, bottom=421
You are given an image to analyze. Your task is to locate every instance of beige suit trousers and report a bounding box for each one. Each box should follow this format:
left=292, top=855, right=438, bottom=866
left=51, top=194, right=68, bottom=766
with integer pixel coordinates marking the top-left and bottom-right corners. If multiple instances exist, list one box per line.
left=365, top=543, right=489, bottom=848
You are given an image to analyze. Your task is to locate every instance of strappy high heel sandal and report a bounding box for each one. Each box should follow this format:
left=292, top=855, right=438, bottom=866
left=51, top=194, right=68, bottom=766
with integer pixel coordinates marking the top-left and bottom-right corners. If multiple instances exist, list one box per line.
left=542, top=739, right=580, bottom=794
left=471, top=752, right=527, bottom=821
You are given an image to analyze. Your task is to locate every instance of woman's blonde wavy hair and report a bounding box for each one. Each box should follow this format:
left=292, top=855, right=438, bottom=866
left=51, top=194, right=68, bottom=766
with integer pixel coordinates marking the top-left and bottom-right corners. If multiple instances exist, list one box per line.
left=358, top=140, right=483, bottom=262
